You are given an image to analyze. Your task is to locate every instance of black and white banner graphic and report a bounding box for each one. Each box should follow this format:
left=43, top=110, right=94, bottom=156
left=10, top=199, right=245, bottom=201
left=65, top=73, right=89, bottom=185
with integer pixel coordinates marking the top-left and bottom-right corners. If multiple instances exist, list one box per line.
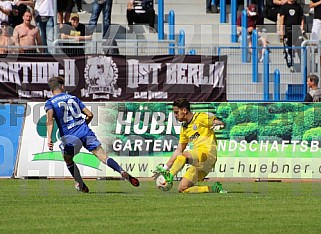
left=0, top=54, right=227, bottom=102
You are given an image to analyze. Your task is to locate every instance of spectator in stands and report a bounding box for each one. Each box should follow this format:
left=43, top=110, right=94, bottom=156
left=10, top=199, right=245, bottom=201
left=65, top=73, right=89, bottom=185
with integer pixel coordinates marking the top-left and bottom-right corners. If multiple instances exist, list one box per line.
left=206, top=0, right=219, bottom=13
left=251, top=0, right=265, bottom=25
left=75, top=0, right=86, bottom=14
left=0, top=20, right=17, bottom=53
left=60, top=13, right=91, bottom=55
left=265, top=0, right=281, bottom=22
left=237, top=4, right=269, bottom=62
left=34, top=0, right=54, bottom=53
left=309, top=0, right=321, bottom=41
left=9, top=0, right=32, bottom=28
left=304, top=74, right=321, bottom=102
left=206, top=0, right=212, bottom=13
left=13, top=10, right=43, bottom=53
left=126, top=0, right=155, bottom=31
left=265, top=0, right=287, bottom=37
left=279, top=0, right=304, bottom=72
left=0, top=0, right=12, bottom=25
left=88, top=0, right=113, bottom=38
left=57, top=0, right=74, bottom=27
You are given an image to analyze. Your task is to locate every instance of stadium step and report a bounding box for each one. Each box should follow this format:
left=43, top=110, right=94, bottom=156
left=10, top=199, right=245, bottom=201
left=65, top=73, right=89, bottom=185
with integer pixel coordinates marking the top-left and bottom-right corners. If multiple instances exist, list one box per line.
left=76, top=0, right=310, bottom=101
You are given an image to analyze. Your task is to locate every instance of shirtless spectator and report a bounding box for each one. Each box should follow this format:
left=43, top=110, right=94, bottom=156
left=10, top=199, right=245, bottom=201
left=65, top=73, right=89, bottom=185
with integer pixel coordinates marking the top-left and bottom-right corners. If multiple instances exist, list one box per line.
left=13, top=10, right=43, bottom=53
left=0, top=20, right=16, bottom=53
left=9, top=0, right=33, bottom=28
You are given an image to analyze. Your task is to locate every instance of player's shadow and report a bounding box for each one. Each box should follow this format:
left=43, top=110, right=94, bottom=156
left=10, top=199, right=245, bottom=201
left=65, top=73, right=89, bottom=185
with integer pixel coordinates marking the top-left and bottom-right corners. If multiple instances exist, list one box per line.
left=225, top=191, right=260, bottom=194
left=89, top=191, right=126, bottom=194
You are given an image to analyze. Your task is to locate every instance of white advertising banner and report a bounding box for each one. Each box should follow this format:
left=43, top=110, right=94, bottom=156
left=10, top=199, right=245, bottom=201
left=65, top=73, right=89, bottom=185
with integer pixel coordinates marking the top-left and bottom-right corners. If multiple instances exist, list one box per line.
left=16, top=102, right=321, bottom=179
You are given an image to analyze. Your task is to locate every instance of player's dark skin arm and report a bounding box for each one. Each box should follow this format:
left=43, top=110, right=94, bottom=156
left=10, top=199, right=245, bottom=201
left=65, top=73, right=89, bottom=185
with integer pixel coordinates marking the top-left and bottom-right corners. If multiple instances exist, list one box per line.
left=46, top=109, right=54, bottom=150
left=82, top=107, right=93, bottom=125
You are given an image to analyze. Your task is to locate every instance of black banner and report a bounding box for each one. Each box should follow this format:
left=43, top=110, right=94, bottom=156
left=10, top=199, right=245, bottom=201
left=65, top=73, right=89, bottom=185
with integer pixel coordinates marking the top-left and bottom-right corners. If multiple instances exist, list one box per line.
left=0, top=54, right=227, bottom=102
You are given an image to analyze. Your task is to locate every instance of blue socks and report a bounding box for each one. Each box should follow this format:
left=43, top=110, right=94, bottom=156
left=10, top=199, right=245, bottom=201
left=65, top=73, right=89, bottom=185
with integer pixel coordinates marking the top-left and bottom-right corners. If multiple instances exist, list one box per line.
left=106, top=158, right=123, bottom=173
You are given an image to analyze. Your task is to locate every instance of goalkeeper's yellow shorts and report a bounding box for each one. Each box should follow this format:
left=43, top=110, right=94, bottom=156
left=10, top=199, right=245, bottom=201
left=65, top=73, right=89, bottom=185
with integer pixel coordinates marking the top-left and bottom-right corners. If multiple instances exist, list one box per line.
left=183, top=147, right=217, bottom=184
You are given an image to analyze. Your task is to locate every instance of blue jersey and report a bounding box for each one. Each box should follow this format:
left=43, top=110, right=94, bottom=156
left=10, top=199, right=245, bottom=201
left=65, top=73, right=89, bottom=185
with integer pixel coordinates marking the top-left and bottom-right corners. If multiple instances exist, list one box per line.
left=45, top=93, right=90, bottom=138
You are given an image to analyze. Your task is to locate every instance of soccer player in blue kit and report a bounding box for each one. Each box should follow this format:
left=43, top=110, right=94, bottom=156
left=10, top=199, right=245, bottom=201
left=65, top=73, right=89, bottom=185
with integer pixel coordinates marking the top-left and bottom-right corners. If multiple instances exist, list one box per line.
left=45, top=76, right=139, bottom=192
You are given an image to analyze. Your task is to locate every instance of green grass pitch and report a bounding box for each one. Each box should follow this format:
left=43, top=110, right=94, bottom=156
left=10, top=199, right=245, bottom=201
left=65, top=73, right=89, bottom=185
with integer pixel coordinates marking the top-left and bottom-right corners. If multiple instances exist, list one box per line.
left=1, top=179, right=321, bottom=234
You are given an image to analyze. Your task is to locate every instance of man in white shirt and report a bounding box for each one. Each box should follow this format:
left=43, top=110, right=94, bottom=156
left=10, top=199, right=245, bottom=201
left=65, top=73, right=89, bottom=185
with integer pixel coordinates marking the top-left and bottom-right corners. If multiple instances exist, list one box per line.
left=0, top=0, right=12, bottom=24
left=34, top=0, right=54, bottom=53
left=309, top=0, right=321, bottom=41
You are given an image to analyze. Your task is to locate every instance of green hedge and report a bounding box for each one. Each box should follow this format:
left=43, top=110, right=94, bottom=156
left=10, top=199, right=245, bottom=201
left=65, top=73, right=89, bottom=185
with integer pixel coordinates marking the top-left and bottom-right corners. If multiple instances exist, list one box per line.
left=216, top=103, right=233, bottom=118
left=259, top=119, right=292, bottom=141
left=226, top=104, right=274, bottom=130
left=267, top=103, right=301, bottom=114
left=292, top=106, right=321, bottom=141
left=230, top=123, right=258, bottom=142
left=302, top=127, right=321, bottom=144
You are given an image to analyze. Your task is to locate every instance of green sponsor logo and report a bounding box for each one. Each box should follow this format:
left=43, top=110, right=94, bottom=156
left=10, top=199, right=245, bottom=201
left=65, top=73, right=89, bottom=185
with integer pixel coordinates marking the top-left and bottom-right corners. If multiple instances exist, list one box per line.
left=33, top=151, right=101, bottom=170
left=33, top=115, right=101, bottom=170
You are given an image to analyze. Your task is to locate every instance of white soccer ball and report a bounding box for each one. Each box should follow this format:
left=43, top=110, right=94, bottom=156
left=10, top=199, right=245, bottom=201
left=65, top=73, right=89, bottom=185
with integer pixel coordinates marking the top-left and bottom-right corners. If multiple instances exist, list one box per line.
left=156, top=175, right=173, bottom=192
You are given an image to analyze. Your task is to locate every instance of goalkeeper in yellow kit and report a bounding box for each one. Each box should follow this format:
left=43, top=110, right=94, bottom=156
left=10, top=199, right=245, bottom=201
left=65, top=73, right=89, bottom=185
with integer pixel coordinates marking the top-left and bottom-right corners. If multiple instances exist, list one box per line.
left=153, top=98, right=226, bottom=193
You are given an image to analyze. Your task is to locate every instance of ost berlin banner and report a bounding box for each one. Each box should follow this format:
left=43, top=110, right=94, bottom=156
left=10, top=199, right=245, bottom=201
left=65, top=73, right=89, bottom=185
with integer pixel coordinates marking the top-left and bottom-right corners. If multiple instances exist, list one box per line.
left=0, top=54, right=227, bottom=102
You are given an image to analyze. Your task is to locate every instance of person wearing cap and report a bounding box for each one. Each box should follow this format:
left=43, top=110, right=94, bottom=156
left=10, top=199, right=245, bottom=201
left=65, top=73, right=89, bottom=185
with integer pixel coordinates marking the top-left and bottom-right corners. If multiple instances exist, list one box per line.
left=236, top=4, right=269, bottom=62
left=60, top=13, right=92, bottom=55
left=237, top=4, right=259, bottom=36
left=279, top=0, right=304, bottom=72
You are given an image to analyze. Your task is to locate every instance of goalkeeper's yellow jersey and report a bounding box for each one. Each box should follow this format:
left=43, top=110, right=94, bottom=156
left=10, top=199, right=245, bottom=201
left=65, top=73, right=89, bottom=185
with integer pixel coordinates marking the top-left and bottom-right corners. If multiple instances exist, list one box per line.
left=179, top=112, right=217, bottom=150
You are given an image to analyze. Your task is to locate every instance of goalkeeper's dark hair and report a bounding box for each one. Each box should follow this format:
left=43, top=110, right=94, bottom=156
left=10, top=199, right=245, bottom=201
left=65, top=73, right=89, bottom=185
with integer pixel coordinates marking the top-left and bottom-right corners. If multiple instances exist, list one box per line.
left=48, top=76, right=65, bottom=91
left=173, top=98, right=190, bottom=111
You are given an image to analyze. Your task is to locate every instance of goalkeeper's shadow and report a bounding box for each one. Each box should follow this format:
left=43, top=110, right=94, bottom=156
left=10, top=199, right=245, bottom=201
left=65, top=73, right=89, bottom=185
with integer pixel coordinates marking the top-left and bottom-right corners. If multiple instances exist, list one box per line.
left=224, top=191, right=260, bottom=194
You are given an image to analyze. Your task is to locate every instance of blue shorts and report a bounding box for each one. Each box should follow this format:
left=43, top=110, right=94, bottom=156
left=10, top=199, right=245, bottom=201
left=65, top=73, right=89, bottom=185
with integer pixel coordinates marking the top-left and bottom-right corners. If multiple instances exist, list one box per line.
left=59, top=130, right=101, bottom=156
